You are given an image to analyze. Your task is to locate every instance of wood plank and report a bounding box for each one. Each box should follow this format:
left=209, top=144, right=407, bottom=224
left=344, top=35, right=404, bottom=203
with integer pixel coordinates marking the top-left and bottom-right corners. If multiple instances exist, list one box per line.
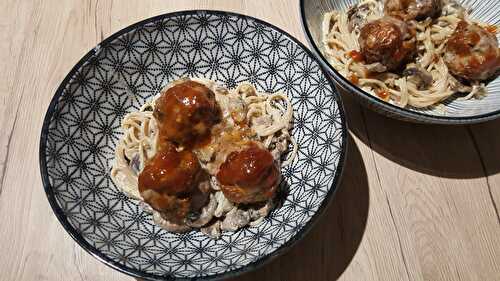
left=469, top=120, right=500, bottom=225
left=0, top=0, right=38, bottom=195
left=0, top=1, right=125, bottom=280
left=361, top=108, right=500, bottom=281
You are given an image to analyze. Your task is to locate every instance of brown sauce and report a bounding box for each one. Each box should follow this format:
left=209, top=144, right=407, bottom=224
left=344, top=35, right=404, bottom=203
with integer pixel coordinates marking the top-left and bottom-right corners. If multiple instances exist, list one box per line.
left=138, top=143, right=201, bottom=196
left=138, top=142, right=207, bottom=223
left=216, top=143, right=280, bottom=204
left=153, top=80, right=221, bottom=148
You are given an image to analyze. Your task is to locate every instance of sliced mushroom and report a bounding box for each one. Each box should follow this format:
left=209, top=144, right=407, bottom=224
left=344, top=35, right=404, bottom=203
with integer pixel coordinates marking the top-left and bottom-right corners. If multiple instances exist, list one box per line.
left=186, top=192, right=217, bottom=227
left=347, top=2, right=381, bottom=33
left=129, top=154, right=141, bottom=174
left=364, top=62, right=388, bottom=73
left=402, top=65, right=433, bottom=89
left=220, top=207, right=251, bottom=231
left=201, top=220, right=222, bottom=239
left=249, top=200, right=274, bottom=226
left=214, top=191, right=234, bottom=217
left=138, top=201, right=154, bottom=214
left=153, top=211, right=191, bottom=233
left=442, top=0, right=467, bottom=17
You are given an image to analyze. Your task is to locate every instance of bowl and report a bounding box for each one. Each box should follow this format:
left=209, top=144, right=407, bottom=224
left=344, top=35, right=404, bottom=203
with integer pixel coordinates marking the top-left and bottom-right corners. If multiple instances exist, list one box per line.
left=300, top=0, right=500, bottom=124
left=39, top=10, right=347, bottom=280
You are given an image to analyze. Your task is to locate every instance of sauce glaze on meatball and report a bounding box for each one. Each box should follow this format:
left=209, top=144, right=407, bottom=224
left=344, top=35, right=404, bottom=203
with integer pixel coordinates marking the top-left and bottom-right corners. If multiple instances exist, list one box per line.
left=138, top=142, right=208, bottom=223
left=384, top=0, right=442, bottom=21
left=359, top=16, right=417, bottom=71
left=216, top=143, right=280, bottom=204
left=154, top=80, right=221, bottom=147
left=444, top=21, right=500, bottom=81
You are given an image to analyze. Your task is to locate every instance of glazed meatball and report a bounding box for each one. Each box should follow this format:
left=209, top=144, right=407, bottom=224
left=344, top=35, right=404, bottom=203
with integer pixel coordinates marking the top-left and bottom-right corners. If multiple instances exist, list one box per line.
left=384, top=0, right=442, bottom=21
left=216, top=143, right=280, bottom=204
left=444, top=21, right=500, bottom=81
left=359, top=17, right=417, bottom=70
left=154, top=80, right=221, bottom=147
left=138, top=142, right=208, bottom=224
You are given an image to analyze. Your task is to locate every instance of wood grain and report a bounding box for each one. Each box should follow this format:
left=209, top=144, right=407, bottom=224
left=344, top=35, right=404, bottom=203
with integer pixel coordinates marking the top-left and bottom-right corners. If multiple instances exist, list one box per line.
left=1, top=1, right=499, bottom=280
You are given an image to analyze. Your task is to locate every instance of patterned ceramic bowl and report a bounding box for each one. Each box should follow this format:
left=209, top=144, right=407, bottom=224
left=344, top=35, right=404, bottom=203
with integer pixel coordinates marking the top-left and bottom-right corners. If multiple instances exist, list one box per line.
left=300, top=0, right=500, bottom=124
left=39, top=10, right=347, bottom=280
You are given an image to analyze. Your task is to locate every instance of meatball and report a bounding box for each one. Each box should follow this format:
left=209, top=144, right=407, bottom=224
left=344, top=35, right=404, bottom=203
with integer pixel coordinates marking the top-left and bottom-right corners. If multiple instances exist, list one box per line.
left=359, top=17, right=417, bottom=70
left=154, top=80, right=221, bottom=147
left=444, top=21, right=500, bottom=81
left=138, top=142, right=208, bottom=224
left=216, top=143, right=280, bottom=204
left=384, top=0, right=442, bottom=21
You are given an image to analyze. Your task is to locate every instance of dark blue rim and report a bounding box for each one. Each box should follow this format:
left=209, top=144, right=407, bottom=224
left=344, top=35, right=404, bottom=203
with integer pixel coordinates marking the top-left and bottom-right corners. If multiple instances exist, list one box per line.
left=39, top=9, right=348, bottom=281
left=299, top=0, right=500, bottom=125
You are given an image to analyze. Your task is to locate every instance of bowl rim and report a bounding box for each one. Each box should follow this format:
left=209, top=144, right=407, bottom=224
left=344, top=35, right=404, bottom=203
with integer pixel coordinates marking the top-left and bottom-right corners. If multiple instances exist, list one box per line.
left=39, top=9, right=348, bottom=281
left=298, top=0, right=500, bottom=125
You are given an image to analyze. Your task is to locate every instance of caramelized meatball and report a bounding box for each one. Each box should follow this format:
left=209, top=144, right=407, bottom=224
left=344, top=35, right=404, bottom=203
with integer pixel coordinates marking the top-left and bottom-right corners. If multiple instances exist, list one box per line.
left=359, top=17, right=417, bottom=70
left=154, top=80, right=221, bottom=147
left=138, top=142, right=208, bottom=223
left=216, top=143, right=280, bottom=204
left=444, top=21, right=500, bottom=81
left=384, top=0, right=442, bottom=21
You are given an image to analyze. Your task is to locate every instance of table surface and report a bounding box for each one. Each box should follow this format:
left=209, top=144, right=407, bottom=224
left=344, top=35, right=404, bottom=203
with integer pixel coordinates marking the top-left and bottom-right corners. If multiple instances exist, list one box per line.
left=1, top=0, right=499, bottom=280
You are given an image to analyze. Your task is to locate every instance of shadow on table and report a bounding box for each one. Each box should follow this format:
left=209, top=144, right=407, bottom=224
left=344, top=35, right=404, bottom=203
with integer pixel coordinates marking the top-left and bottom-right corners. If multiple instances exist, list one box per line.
left=339, top=89, right=499, bottom=179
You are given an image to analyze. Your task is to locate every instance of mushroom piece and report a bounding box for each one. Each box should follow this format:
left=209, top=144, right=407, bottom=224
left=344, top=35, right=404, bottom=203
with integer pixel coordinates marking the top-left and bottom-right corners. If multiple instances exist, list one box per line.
left=402, top=65, right=433, bottom=89
left=364, top=62, right=388, bottom=73
left=220, top=207, right=252, bottom=231
left=186, top=192, right=218, bottom=228
left=347, top=1, right=382, bottom=33
left=201, top=221, right=222, bottom=239
left=129, top=154, right=141, bottom=174
left=442, top=0, right=467, bottom=17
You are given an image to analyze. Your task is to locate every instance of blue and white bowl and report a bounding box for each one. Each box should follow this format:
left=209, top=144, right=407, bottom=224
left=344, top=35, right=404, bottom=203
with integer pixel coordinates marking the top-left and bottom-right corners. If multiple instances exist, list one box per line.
left=39, top=10, right=347, bottom=280
left=300, top=0, right=500, bottom=124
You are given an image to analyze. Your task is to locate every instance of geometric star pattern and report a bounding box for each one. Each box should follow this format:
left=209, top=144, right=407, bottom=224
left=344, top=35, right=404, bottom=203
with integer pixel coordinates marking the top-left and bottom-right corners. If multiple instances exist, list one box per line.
left=40, top=11, right=347, bottom=280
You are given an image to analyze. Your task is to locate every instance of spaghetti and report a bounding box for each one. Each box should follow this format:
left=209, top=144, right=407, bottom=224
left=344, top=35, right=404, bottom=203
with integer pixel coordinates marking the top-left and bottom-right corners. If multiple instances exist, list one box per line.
left=322, top=0, right=491, bottom=109
left=111, top=78, right=296, bottom=238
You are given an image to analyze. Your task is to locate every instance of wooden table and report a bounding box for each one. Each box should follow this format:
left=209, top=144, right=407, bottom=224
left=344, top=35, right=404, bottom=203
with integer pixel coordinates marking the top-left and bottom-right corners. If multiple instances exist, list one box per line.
left=1, top=0, right=499, bottom=280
